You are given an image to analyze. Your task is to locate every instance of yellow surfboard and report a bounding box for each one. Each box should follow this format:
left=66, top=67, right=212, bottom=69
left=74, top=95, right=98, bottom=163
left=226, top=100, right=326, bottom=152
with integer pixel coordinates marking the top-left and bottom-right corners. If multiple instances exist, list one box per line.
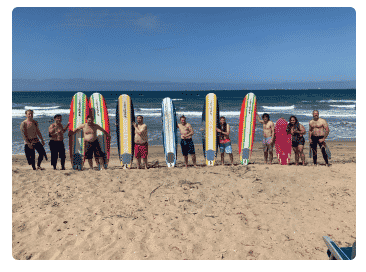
left=116, top=94, right=135, bottom=168
left=202, top=93, right=219, bottom=166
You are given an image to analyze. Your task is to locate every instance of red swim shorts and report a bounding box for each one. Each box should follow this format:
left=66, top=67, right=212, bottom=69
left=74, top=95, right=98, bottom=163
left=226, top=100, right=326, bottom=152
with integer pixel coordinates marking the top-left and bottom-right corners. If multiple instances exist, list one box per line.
left=134, top=143, right=148, bottom=159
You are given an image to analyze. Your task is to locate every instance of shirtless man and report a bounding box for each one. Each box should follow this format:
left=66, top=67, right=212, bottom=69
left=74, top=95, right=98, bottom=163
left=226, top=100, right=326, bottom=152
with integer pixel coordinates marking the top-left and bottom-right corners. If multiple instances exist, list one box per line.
left=133, top=115, right=148, bottom=169
left=216, top=116, right=234, bottom=166
left=69, top=115, right=111, bottom=170
left=20, top=110, right=47, bottom=170
left=177, top=116, right=197, bottom=168
left=48, top=114, right=69, bottom=170
left=309, top=110, right=330, bottom=166
left=256, top=113, right=275, bottom=164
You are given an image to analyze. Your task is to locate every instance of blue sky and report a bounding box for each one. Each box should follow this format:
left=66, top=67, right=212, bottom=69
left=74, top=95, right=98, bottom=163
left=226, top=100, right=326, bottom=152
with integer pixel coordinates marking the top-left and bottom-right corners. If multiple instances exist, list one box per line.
left=12, top=7, right=356, bottom=84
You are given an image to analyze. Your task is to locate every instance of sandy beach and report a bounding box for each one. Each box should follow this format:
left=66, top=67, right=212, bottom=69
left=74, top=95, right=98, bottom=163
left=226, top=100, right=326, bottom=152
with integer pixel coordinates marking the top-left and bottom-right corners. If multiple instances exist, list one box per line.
left=12, top=141, right=356, bottom=260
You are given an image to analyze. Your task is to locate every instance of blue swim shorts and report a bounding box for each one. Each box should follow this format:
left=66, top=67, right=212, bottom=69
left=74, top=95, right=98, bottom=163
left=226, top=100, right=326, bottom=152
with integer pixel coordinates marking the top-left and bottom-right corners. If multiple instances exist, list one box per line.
left=219, top=141, right=232, bottom=154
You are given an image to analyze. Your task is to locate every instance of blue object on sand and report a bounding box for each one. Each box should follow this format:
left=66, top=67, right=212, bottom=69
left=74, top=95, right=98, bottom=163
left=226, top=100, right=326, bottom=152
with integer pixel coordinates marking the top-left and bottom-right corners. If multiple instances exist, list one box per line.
left=323, top=236, right=355, bottom=260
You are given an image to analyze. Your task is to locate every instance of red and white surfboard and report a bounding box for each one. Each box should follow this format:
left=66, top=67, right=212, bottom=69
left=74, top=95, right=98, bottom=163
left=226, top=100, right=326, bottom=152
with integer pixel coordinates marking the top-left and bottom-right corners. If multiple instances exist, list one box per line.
left=238, top=93, right=257, bottom=165
left=274, top=118, right=292, bottom=165
left=89, top=93, right=110, bottom=167
left=69, top=92, right=89, bottom=170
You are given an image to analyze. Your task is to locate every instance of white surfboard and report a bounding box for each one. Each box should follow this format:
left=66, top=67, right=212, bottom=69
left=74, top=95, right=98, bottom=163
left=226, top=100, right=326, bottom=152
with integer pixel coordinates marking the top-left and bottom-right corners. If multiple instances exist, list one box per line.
left=162, top=97, right=178, bottom=167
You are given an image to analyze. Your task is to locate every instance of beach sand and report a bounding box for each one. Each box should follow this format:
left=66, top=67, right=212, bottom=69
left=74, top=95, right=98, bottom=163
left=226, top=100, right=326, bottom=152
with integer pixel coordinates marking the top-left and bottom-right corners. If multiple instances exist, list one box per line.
left=12, top=141, right=356, bottom=260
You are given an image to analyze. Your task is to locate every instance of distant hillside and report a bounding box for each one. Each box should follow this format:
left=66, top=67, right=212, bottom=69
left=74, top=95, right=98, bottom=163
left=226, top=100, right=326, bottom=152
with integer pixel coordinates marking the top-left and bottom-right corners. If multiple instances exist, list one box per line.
left=12, top=78, right=356, bottom=91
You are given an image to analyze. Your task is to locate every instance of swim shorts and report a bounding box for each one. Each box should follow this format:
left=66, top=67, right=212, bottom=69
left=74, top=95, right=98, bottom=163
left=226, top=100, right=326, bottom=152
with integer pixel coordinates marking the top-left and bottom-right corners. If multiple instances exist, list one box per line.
left=262, top=137, right=272, bottom=145
left=180, top=138, right=195, bottom=156
left=85, top=139, right=105, bottom=160
left=134, top=142, right=148, bottom=159
left=262, top=137, right=273, bottom=152
left=292, top=136, right=305, bottom=147
left=219, top=140, right=232, bottom=154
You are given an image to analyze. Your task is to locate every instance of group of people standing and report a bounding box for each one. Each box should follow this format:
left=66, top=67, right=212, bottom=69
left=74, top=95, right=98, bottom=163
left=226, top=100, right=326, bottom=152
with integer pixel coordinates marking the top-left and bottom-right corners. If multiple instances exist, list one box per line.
left=257, top=110, right=330, bottom=166
left=19, top=108, right=330, bottom=171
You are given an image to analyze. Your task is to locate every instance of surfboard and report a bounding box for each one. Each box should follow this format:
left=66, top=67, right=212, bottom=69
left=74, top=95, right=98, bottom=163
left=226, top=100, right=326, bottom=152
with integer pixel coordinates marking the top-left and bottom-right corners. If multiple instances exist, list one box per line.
left=69, top=92, right=89, bottom=170
left=162, top=97, right=178, bottom=167
left=238, top=93, right=257, bottom=165
left=89, top=93, right=110, bottom=168
left=202, top=93, right=219, bottom=166
left=116, top=94, right=135, bottom=168
left=274, top=118, right=292, bottom=165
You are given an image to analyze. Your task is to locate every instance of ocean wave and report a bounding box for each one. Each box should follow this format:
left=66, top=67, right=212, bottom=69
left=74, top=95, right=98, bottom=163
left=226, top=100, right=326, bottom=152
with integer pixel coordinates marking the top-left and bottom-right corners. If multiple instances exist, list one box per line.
left=24, top=106, right=61, bottom=110
left=172, top=99, right=183, bottom=101
left=330, top=104, right=356, bottom=108
left=12, top=108, right=69, bottom=118
left=262, top=105, right=295, bottom=110
left=139, top=108, right=161, bottom=111
left=319, top=99, right=356, bottom=103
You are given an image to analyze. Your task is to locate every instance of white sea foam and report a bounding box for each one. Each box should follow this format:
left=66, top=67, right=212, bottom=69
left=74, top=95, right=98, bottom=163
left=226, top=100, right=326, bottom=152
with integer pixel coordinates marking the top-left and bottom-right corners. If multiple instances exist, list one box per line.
left=24, top=106, right=61, bottom=110
left=172, top=99, right=183, bottom=101
left=139, top=108, right=161, bottom=111
left=12, top=108, right=69, bottom=118
left=330, top=104, right=356, bottom=108
left=262, top=105, right=295, bottom=110
left=319, top=99, right=356, bottom=103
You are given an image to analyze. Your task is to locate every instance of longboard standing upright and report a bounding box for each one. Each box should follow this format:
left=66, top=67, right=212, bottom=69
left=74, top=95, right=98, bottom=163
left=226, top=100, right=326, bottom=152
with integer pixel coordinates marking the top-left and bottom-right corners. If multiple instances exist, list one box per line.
left=274, top=118, right=292, bottom=165
left=116, top=94, right=135, bottom=169
left=69, top=92, right=89, bottom=170
left=162, top=97, right=178, bottom=167
left=238, top=93, right=257, bottom=165
left=202, top=93, right=220, bottom=166
left=89, top=93, right=110, bottom=169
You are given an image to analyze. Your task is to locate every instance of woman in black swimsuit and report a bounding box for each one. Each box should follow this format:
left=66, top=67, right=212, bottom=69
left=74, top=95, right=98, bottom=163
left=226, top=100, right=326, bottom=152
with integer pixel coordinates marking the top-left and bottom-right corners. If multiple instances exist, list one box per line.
left=286, top=116, right=306, bottom=165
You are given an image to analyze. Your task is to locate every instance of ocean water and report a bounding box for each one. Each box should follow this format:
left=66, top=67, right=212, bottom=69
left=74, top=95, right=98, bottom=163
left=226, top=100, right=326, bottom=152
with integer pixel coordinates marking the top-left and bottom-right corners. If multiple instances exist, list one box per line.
left=12, top=89, right=356, bottom=155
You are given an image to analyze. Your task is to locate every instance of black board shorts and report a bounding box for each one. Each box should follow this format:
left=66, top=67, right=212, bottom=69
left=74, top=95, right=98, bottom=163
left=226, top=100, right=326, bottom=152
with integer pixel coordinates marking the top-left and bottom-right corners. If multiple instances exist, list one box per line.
left=85, top=139, right=105, bottom=159
left=180, top=139, right=195, bottom=156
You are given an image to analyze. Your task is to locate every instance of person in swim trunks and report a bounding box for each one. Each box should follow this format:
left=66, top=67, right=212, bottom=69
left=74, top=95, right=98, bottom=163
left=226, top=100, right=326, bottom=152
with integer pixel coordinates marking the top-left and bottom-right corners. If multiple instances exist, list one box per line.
left=69, top=115, right=111, bottom=170
left=256, top=113, right=275, bottom=164
left=20, top=109, right=47, bottom=170
left=177, top=115, right=197, bottom=168
left=48, top=114, right=69, bottom=170
left=309, top=110, right=330, bottom=166
left=286, top=115, right=306, bottom=166
left=216, top=116, right=234, bottom=166
left=133, top=115, right=148, bottom=169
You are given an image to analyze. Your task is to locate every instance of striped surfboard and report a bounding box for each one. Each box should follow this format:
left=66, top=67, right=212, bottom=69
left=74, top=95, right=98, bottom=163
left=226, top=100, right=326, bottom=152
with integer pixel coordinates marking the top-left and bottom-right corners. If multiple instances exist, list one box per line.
left=202, top=93, right=219, bottom=166
left=238, top=93, right=257, bottom=165
left=89, top=93, right=110, bottom=168
left=116, top=94, right=135, bottom=169
left=69, top=92, right=89, bottom=170
left=162, top=97, right=178, bottom=168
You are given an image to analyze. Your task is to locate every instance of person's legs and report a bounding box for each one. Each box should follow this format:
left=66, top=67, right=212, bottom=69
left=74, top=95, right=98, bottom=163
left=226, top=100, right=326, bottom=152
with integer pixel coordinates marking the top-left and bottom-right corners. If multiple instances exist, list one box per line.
left=267, top=143, right=273, bottom=164
left=292, top=146, right=299, bottom=165
left=310, top=138, right=318, bottom=165
left=263, top=140, right=269, bottom=163
left=34, top=142, right=45, bottom=169
left=320, top=142, right=329, bottom=166
left=60, top=142, right=66, bottom=170
left=298, top=145, right=305, bottom=165
left=25, top=144, right=36, bottom=170
left=191, top=154, right=197, bottom=166
left=220, top=152, right=225, bottom=165
left=49, top=141, right=57, bottom=169
left=183, top=156, right=188, bottom=167
left=88, top=159, right=93, bottom=169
